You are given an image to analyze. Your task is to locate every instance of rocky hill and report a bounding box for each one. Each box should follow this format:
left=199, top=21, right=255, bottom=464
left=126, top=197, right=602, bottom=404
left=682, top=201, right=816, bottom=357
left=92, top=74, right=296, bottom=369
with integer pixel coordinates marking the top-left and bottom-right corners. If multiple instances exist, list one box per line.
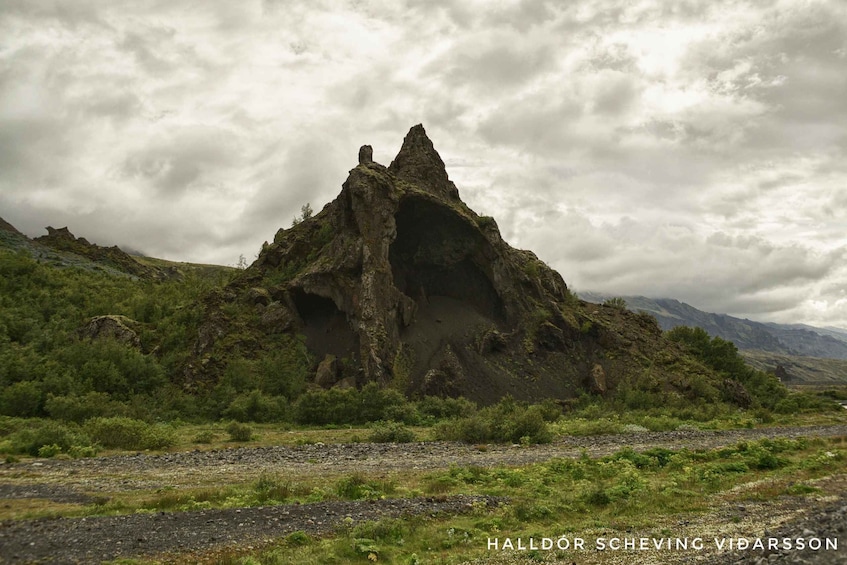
left=186, top=125, right=734, bottom=404
left=0, top=218, right=232, bottom=282
left=33, top=226, right=174, bottom=280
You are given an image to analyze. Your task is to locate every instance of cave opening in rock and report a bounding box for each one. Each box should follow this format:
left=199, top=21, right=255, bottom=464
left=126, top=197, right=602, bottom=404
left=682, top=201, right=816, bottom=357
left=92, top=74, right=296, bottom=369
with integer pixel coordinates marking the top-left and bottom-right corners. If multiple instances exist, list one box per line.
left=290, top=289, right=357, bottom=359
left=389, top=197, right=504, bottom=321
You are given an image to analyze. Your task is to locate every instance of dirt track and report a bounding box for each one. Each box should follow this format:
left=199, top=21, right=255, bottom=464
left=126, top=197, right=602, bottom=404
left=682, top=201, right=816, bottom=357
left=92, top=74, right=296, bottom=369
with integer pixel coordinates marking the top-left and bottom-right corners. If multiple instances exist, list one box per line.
left=1, top=425, right=846, bottom=564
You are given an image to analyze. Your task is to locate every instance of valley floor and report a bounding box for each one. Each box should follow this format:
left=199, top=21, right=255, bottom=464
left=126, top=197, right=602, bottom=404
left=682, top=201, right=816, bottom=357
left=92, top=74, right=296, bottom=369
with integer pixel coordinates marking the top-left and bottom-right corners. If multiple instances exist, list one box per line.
left=1, top=425, right=846, bottom=564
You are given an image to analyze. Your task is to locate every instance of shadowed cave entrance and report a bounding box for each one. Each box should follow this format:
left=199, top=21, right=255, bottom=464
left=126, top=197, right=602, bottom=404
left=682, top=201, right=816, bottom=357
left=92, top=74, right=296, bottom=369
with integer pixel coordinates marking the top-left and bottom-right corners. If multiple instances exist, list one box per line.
left=389, top=197, right=504, bottom=321
left=290, top=289, right=357, bottom=359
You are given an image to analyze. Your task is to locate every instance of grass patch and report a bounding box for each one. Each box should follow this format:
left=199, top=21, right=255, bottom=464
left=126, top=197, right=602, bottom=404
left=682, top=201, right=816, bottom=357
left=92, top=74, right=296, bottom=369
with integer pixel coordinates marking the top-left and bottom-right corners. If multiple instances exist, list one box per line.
left=180, top=437, right=847, bottom=565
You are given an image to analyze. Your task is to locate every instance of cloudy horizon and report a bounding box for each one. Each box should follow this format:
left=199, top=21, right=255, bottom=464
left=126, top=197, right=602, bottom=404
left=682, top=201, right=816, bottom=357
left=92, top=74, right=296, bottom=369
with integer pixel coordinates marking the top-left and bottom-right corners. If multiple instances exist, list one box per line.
left=1, top=0, right=845, bottom=328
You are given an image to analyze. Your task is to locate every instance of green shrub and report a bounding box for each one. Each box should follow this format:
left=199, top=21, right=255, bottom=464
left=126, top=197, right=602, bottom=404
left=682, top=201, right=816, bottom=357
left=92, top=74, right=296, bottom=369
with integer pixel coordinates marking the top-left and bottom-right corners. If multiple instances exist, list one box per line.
left=4, top=420, right=92, bottom=456
left=383, top=402, right=421, bottom=424
left=502, top=405, right=553, bottom=444
left=85, top=417, right=176, bottom=450
left=68, top=444, right=99, bottom=458
left=45, top=392, right=126, bottom=422
left=433, top=398, right=552, bottom=444
left=193, top=430, right=217, bottom=444
left=37, top=443, right=62, bottom=458
left=0, top=381, right=43, bottom=417
left=666, top=326, right=788, bottom=409
left=359, top=383, right=407, bottom=423
left=294, top=388, right=359, bottom=425
left=222, top=390, right=288, bottom=423
left=226, top=421, right=253, bottom=442
left=415, top=396, right=477, bottom=420
left=285, top=531, right=312, bottom=547
left=253, top=473, right=293, bottom=503
left=294, top=384, right=410, bottom=425
left=335, top=472, right=392, bottom=500
left=434, top=414, right=491, bottom=443
left=368, top=421, right=416, bottom=443
left=603, top=297, right=627, bottom=309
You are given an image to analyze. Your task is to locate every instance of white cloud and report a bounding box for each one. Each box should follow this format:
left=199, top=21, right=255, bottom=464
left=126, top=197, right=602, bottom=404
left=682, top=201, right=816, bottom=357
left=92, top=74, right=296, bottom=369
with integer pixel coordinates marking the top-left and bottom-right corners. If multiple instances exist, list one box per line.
left=1, top=0, right=846, bottom=327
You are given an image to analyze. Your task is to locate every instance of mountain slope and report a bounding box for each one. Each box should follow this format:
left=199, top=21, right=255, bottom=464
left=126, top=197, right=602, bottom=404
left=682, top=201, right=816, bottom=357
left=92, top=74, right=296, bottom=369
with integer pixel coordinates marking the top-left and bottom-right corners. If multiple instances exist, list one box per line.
left=0, top=218, right=234, bottom=283
left=580, top=292, right=847, bottom=360
left=741, top=350, right=847, bottom=385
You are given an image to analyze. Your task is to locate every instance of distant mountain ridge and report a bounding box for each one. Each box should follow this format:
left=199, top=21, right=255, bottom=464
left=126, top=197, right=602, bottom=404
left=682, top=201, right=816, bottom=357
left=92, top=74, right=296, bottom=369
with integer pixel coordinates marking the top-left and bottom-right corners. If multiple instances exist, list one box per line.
left=579, top=292, right=847, bottom=360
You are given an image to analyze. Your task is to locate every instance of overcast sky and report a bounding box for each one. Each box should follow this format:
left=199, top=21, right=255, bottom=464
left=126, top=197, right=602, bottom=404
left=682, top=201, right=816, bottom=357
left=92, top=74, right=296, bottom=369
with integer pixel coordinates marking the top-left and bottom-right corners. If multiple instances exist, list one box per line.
left=1, top=0, right=846, bottom=328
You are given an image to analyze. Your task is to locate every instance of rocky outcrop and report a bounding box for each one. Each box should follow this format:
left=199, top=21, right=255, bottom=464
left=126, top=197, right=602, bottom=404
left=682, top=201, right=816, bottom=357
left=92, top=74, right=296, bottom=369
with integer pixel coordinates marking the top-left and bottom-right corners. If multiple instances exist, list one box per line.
left=187, top=124, right=727, bottom=404
left=35, top=227, right=167, bottom=280
left=45, top=226, right=75, bottom=239
left=78, top=315, right=141, bottom=348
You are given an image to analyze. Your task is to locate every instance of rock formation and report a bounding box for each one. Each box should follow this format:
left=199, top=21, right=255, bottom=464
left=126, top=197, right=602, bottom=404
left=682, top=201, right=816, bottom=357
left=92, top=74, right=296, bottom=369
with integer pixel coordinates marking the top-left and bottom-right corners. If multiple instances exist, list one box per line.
left=188, top=125, right=722, bottom=404
left=35, top=226, right=167, bottom=280
left=78, top=315, right=142, bottom=349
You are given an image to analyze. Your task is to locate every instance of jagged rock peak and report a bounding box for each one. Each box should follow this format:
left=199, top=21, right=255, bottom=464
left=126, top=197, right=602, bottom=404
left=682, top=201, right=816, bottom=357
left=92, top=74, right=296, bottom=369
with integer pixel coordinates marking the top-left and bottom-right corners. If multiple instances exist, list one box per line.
left=45, top=226, right=76, bottom=240
left=358, top=145, right=373, bottom=164
left=388, top=124, right=459, bottom=201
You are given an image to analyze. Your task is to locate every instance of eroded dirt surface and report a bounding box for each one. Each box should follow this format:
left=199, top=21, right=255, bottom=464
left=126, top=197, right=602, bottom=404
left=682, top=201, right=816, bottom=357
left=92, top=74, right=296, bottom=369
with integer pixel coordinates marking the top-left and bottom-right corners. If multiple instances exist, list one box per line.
left=1, top=424, right=846, bottom=564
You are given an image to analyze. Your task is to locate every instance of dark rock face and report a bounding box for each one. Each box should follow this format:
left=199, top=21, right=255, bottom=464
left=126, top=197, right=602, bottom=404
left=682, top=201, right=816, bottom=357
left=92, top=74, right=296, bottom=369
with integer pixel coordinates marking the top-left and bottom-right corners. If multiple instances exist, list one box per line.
left=189, top=124, right=723, bottom=404
left=389, top=124, right=460, bottom=201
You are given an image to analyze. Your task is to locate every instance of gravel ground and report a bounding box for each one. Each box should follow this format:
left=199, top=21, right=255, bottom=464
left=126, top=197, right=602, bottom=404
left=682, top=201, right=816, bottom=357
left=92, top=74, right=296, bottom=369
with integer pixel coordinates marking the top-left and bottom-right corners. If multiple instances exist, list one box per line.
left=1, top=424, right=846, bottom=564
left=680, top=490, right=847, bottom=565
left=0, top=495, right=502, bottom=564
left=4, top=425, right=846, bottom=494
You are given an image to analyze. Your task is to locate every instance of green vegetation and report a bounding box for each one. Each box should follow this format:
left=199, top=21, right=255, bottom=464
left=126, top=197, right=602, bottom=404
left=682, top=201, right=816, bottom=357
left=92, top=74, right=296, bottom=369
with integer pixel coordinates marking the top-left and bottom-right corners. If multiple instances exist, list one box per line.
left=368, top=421, right=416, bottom=443
left=291, top=203, right=314, bottom=227
left=603, top=296, right=627, bottom=309
left=433, top=396, right=557, bottom=444
left=1, top=245, right=844, bottom=463
left=666, top=326, right=834, bottom=413
left=138, top=436, right=845, bottom=565
left=0, top=248, right=219, bottom=422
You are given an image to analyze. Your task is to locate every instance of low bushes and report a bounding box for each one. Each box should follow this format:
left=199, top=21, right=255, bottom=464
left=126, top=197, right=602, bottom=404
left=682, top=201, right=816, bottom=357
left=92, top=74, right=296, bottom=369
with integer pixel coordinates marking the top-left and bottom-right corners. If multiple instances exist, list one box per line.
left=293, top=383, right=408, bottom=426
left=368, top=421, right=416, bottom=443
left=433, top=397, right=554, bottom=444
left=85, top=417, right=176, bottom=450
left=2, top=420, right=92, bottom=456
left=226, top=421, right=254, bottom=442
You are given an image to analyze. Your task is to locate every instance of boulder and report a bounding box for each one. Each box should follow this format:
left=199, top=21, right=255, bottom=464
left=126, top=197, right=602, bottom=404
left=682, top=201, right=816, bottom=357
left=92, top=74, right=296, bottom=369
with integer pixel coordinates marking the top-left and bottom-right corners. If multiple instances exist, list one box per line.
left=247, top=287, right=271, bottom=306
left=78, top=315, right=141, bottom=348
left=315, top=354, right=339, bottom=388
left=589, top=363, right=607, bottom=394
